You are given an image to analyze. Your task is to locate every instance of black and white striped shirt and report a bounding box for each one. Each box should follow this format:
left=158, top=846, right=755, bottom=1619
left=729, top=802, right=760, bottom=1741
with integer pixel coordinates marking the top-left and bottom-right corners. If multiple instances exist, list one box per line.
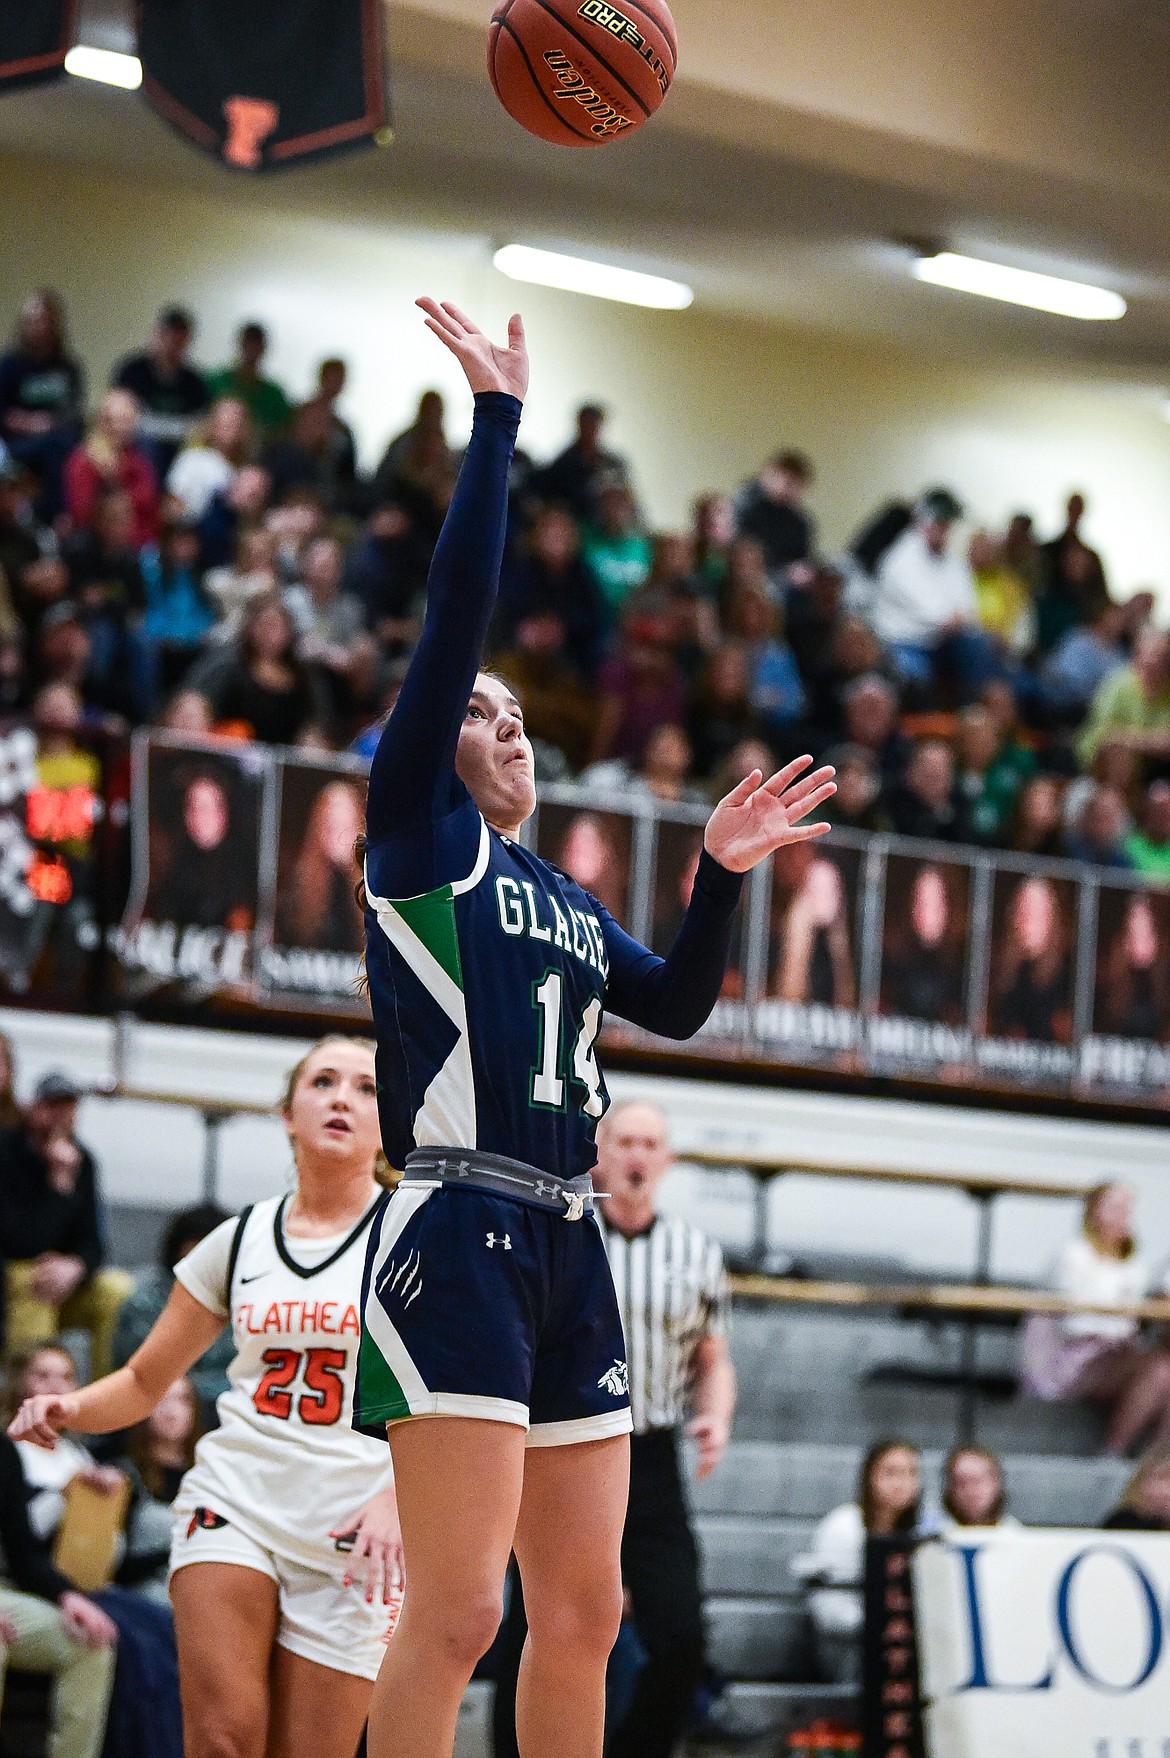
left=600, top=1213, right=729, bottom=1434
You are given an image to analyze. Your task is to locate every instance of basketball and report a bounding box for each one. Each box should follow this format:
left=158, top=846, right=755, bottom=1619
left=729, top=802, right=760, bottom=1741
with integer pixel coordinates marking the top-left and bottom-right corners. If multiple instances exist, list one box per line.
left=488, top=0, right=677, bottom=147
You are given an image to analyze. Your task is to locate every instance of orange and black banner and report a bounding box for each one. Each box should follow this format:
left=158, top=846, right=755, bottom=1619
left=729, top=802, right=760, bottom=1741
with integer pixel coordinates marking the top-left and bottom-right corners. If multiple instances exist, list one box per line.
left=0, top=0, right=77, bottom=89
left=136, top=0, right=390, bottom=170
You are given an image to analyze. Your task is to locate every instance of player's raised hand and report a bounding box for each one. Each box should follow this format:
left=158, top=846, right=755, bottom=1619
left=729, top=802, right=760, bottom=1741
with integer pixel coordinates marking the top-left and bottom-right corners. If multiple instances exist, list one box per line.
left=8, top=1392, right=79, bottom=1449
left=704, top=756, right=836, bottom=874
left=416, top=299, right=529, bottom=401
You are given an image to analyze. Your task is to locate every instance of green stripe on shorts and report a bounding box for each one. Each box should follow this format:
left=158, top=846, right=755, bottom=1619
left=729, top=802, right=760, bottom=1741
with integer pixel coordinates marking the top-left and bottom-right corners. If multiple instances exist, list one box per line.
left=357, top=1327, right=412, bottom=1424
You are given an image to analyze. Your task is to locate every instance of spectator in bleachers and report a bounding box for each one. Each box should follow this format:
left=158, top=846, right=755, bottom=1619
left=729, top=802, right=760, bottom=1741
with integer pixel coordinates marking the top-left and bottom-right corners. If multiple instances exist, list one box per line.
left=691, top=492, right=734, bottom=594
left=581, top=483, right=652, bottom=628
left=294, top=358, right=360, bottom=511
left=533, top=401, right=630, bottom=520
left=1126, top=779, right=1170, bottom=879
left=590, top=605, right=688, bottom=767
left=793, top=1439, right=933, bottom=1685
left=371, top=388, right=456, bottom=503
left=687, top=641, right=759, bottom=779
left=343, top=498, right=428, bottom=657
left=733, top=448, right=816, bottom=576
left=157, top=686, right=215, bottom=738
left=0, top=292, right=85, bottom=516
left=1102, top=1453, right=1170, bottom=1530
left=1008, top=772, right=1065, bottom=858
left=885, top=739, right=958, bottom=841
left=867, top=489, right=997, bottom=703
left=7, top=1344, right=184, bottom=1758
left=969, top=522, right=1037, bottom=657
left=114, top=1378, right=200, bottom=1602
left=1039, top=599, right=1131, bottom=721
left=1062, top=782, right=1134, bottom=870
left=195, top=593, right=324, bottom=745
left=1020, top=1182, right=1170, bottom=1454
left=581, top=721, right=702, bottom=805
left=0, top=1071, right=132, bottom=1379
left=202, top=525, right=280, bottom=639
left=111, top=1206, right=232, bottom=1424
left=0, top=1427, right=116, bottom=1758
left=490, top=615, right=597, bottom=773
left=726, top=574, right=807, bottom=751
left=495, top=504, right=605, bottom=678
left=165, top=396, right=253, bottom=521
left=941, top=1447, right=1019, bottom=1530
left=284, top=534, right=377, bottom=730
left=1037, top=493, right=1110, bottom=652
left=953, top=704, right=1035, bottom=846
left=63, top=391, right=160, bottom=551
left=821, top=744, right=889, bottom=833
left=205, top=320, right=291, bottom=438
left=1077, top=626, right=1170, bottom=773
left=198, top=459, right=271, bottom=572
left=140, top=514, right=216, bottom=697
left=112, top=305, right=210, bottom=480
left=838, top=673, right=909, bottom=783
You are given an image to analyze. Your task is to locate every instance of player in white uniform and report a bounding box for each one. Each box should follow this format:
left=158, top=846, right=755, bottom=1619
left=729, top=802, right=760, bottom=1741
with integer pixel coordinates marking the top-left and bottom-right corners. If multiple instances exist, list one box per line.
left=9, top=1035, right=400, bottom=1758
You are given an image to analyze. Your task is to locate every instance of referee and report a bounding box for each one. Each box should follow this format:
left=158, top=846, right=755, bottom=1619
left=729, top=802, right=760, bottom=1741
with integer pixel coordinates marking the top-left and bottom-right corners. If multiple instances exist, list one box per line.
left=492, top=1097, right=736, bottom=1758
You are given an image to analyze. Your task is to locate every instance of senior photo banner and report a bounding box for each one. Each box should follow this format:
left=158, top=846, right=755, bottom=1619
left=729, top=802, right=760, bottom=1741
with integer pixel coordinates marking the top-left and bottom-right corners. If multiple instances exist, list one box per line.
left=914, top=1529, right=1170, bottom=1758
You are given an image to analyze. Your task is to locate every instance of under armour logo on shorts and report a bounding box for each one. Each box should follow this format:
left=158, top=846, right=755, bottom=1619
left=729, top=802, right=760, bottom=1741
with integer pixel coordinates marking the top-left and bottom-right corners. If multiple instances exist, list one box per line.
left=486, top=1232, right=512, bottom=1250
left=597, top=1360, right=629, bottom=1397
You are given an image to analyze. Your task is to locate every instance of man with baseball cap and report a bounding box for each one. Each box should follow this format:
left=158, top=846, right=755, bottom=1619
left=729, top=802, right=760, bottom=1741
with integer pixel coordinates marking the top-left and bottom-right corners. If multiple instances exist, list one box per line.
left=867, top=486, right=997, bottom=703
left=0, top=1068, right=132, bottom=1375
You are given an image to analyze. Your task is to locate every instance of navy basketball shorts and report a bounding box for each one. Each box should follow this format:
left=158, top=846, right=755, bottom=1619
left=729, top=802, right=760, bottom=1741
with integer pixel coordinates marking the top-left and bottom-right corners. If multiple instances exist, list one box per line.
left=355, top=1183, right=633, bottom=1446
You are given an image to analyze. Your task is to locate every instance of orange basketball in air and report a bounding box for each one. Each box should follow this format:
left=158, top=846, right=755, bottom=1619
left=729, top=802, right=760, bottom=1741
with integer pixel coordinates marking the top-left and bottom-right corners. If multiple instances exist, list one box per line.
left=488, top=0, right=677, bottom=147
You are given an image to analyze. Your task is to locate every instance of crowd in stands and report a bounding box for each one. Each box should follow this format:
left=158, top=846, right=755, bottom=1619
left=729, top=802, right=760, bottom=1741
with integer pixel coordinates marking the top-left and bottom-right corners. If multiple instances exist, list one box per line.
left=1, top=290, right=1169, bottom=881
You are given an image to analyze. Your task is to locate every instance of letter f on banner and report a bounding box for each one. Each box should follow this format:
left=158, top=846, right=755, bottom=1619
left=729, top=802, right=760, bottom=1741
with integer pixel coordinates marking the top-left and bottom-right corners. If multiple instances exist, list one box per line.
left=955, top=1546, right=1055, bottom=1692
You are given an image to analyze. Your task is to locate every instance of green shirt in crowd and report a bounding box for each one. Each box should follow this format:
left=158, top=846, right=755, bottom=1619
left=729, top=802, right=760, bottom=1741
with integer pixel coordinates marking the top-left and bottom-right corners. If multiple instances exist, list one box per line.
left=1124, top=832, right=1170, bottom=882
left=581, top=527, right=653, bottom=625
left=204, top=366, right=293, bottom=437
left=1077, top=665, right=1170, bottom=768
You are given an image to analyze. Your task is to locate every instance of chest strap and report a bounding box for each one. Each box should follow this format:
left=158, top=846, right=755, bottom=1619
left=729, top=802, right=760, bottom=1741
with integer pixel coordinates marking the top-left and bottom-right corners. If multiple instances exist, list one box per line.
left=402, top=1148, right=599, bottom=1220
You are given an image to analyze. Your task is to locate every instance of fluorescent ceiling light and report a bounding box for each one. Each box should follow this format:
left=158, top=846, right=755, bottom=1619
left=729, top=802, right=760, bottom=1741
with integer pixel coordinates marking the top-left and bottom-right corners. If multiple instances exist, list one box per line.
left=64, top=45, right=143, bottom=90
left=494, top=245, right=693, bottom=311
left=912, top=251, right=1125, bottom=321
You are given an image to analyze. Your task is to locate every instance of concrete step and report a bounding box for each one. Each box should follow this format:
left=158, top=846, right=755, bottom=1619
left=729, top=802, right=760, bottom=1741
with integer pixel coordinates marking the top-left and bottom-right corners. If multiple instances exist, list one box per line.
left=697, top=1515, right=812, bottom=1598
left=707, top=1596, right=811, bottom=1682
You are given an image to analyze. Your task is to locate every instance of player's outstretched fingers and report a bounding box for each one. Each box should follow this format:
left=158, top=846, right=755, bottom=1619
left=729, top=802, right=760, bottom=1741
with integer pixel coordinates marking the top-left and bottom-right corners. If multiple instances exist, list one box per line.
left=761, top=754, right=814, bottom=796
left=438, top=301, right=479, bottom=334
left=716, top=769, right=763, bottom=809
left=785, top=780, right=839, bottom=824
left=764, top=760, right=832, bottom=800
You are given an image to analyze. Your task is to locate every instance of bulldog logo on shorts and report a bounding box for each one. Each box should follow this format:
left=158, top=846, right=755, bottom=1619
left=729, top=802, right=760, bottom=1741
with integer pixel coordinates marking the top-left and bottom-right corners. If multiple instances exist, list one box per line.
left=186, top=1507, right=230, bottom=1539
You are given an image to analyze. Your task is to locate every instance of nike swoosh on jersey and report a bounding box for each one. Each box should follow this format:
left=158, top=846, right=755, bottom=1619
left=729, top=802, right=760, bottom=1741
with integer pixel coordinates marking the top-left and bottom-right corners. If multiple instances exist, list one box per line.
left=239, top=1272, right=269, bottom=1285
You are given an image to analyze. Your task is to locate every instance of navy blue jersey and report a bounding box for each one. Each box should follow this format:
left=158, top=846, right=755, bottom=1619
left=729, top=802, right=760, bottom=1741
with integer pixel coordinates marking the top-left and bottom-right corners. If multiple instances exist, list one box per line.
left=364, top=392, right=742, bottom=1179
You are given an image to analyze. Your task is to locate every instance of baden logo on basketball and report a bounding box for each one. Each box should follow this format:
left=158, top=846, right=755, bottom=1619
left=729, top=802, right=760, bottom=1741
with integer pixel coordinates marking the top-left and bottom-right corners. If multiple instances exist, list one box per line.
left=543, top=51, right=634, bottom=137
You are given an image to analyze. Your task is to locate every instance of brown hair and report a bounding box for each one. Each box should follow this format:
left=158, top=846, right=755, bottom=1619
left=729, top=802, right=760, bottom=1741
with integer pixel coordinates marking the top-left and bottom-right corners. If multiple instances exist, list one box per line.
left=859, top=1438, right=921, bottom=1534
left=943, top=1446, right=1007, bottom=1525
left=0, top=1030, right=21, bottom=1130
left=1083, top=1181, right=1136, bottom=1261
left=127, top=1380, right=200, bottom=1498
left=281, top=1034, right=396, bottom=1188
left=283, top=779, right=366, bottom=948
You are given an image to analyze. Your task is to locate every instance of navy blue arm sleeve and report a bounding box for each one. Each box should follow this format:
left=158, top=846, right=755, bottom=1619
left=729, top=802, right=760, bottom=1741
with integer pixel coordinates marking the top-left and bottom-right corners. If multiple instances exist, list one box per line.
left=597, top=850, right=744, bottom=1039
left=365, top=391, right=521, bottom=857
